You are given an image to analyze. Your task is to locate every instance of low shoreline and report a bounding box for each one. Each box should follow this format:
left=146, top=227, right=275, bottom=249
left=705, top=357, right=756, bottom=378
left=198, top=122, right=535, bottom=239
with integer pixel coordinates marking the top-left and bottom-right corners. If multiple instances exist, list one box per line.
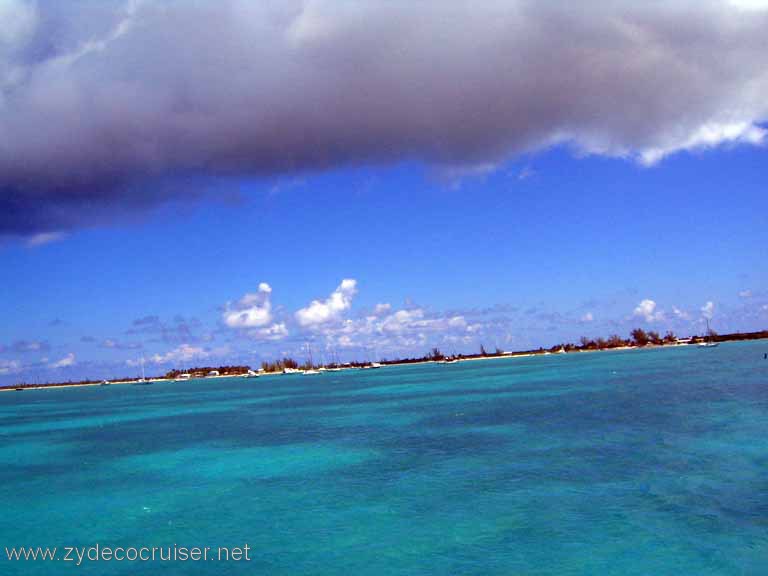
left=6, top=338, right=762, bottom=394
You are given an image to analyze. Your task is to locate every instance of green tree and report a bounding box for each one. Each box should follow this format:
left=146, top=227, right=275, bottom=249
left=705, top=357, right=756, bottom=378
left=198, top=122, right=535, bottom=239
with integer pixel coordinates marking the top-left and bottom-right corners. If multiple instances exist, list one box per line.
left=630, top=328, right=649, bottom=346
left=607, top=334, right=625, bottom=348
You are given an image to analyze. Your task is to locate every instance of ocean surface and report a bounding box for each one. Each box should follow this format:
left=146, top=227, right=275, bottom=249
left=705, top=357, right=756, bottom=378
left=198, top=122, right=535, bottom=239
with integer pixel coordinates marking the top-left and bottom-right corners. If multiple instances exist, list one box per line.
left=2, top=341, right=768, bottom=575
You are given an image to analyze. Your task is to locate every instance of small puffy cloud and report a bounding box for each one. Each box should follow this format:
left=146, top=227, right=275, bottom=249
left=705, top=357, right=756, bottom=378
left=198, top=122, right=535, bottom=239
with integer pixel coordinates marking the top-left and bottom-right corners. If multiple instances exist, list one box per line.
left=321, top=304, right=476, bottom=353
left=127, top=314, right=203, bottom=344
left=672, top=306, right=690, bottom=320
left=11, top=340, right=50, bottom=353
left=296, top=279, right=357, bottom=327
left=101, top=338, right=142, bottom=350
left=380, top=309, right=426, bottom=333
left=223, top=283, right=273, bottom=328
left=701, top=301, right=715, bottom=320
left=374, top=303, right=392, bottom=316
left=580, top=312, right=594, bottom=323
left=251, top=322, right=289, bottom=341
left=0, top=359, right=21, bottom=375
left=132, top=315, right=160, bottom=327
left=26, top=232, right=66, bottom=247
left=633, top=299, right=664, bottom=322
left=739, top=290, right=753, bottom=298
left=150, top=344, right=208, bottom=365
left=51, top=353, right=75, bottom=368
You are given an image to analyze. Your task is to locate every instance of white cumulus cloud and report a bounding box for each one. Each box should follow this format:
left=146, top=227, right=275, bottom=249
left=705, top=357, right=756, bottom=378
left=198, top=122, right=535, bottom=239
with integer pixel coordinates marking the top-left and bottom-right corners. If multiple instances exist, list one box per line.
left=318, top=304, right=476, bottom=354
left=701, top=301, right=715, bottom=320
left=672, top=306, right=691, bottom=320
left=374, top=303, right=392, bottom=315
left=251, top=322, right=289, bottom=341
left=223, top=282, right=273, bottom=328
left=150, top=344, right=208, bottom=365
left=0, top=359, right=21, bottom=375
left=51, top=353, right=75, bottom=368
left=295, top=279, right=357, bottom=327
left=633, top=299, right=664, bottom=323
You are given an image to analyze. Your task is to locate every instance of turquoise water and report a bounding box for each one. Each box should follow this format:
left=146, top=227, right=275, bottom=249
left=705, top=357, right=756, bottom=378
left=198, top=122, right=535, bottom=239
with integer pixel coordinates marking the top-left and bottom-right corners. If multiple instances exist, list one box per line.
left=2, top=341, right=768, bottom=575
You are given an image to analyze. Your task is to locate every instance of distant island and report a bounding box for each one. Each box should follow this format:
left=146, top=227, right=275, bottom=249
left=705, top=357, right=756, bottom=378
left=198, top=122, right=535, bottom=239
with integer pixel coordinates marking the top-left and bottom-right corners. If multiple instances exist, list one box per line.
left=3, top=328, right=767, bottom=392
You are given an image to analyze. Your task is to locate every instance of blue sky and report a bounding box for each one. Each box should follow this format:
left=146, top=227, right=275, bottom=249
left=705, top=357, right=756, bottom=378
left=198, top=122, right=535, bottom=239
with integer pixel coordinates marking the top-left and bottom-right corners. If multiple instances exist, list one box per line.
left=2, top=145, right=767, bottom=384
left=1, top=1, right=768, bottom=383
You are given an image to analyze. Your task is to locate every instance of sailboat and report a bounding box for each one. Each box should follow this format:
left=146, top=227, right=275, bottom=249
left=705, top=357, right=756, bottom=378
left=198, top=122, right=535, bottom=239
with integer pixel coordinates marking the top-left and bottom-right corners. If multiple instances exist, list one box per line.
left=361, top=347, right=382, bottom=369
left=135, top=357, right=152, bottom=385
left=326, top=349, right=342, bottom=372
left=698, top=319, right=719, bottom=348
left=303, top=343, right=320, bottom=375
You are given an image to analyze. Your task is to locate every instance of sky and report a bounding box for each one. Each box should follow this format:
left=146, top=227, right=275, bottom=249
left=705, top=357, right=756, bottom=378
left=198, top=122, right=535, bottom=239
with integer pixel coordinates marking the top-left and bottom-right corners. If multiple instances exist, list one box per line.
left=1, top=0, right=767, bottom=384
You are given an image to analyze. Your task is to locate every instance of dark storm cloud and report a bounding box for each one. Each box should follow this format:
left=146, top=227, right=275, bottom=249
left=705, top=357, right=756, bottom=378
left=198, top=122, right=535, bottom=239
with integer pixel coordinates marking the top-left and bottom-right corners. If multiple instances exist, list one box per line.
left=2, top=0, right=768, bottom=234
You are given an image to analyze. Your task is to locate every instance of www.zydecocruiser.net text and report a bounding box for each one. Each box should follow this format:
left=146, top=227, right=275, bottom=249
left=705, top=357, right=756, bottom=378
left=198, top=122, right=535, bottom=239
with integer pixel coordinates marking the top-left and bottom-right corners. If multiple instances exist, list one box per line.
left=5, top=544, right=251, bottom=566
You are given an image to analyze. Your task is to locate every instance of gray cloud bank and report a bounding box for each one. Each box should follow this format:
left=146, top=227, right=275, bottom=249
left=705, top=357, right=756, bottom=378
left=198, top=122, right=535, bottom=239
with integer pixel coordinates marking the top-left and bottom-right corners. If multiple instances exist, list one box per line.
left=2, top=0, right=767, bottom=234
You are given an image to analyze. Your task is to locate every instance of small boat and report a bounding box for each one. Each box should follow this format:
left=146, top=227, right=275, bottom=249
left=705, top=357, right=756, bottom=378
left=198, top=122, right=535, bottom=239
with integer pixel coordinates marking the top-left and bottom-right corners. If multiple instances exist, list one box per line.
left=244, top=370, right=259, bottom=378
left=135, top=357, right=152, bottom=384
left=326, top=350, right=343, bottom=371
left=100, top=380, right=110, bottom=386
left=698, top=319, right=719, bottom=348
left=302, top=343, right=321, bottom=374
